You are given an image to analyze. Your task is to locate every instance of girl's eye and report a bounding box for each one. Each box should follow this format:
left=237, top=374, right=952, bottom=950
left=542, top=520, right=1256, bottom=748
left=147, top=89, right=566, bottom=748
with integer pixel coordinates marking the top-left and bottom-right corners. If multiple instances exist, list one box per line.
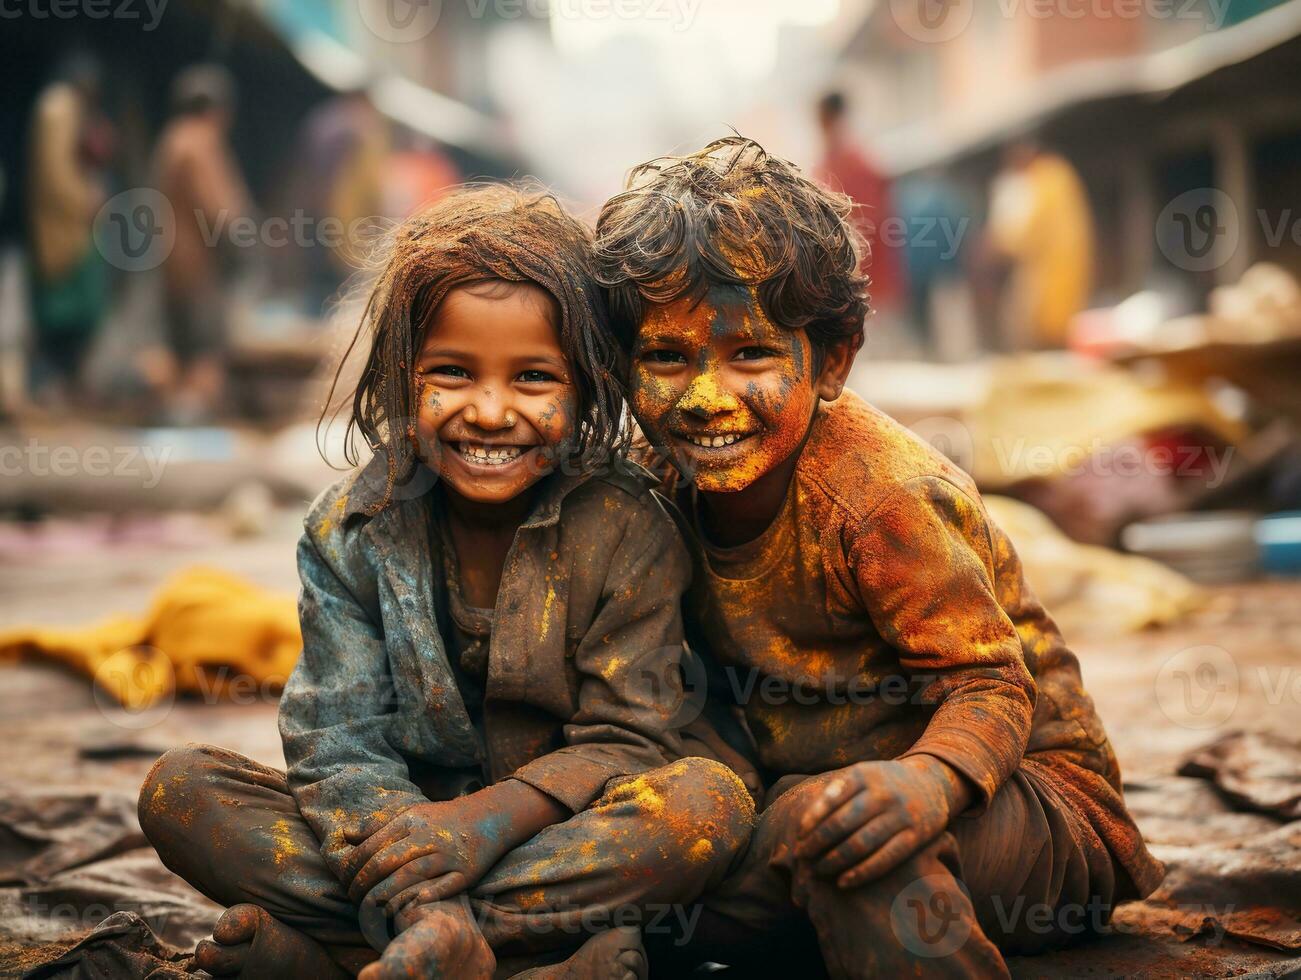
left=517, top=369, right=559, bottom=384
left=427, top=365, right=471, bottom=379
left=643, top=349, right=688, bottom=365
left=734, top=346, right=778, bottom=362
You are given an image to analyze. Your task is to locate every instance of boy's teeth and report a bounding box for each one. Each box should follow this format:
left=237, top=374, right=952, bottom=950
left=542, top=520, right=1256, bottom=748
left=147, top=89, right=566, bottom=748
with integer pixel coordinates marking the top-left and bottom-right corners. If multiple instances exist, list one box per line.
left=459, top=444, right=524, bottom=465
left=688, top=434, right=743, bottom=448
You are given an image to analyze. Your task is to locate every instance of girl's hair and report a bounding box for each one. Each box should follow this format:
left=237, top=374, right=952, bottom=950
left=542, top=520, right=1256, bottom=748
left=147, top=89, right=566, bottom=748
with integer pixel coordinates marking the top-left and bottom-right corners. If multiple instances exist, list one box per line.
left=594, top=136, right=870, bottom=357
left=322, top=183, right=627, bottom=514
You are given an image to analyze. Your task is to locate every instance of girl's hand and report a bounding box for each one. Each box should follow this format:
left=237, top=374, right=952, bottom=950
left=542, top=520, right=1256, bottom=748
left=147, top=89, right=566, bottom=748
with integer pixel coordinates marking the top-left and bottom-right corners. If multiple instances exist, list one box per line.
left=343, top=797, right=508, bottom=911
left=793, top=756, right=973, bottom=888
left=342, top=779, right=568, bottom=914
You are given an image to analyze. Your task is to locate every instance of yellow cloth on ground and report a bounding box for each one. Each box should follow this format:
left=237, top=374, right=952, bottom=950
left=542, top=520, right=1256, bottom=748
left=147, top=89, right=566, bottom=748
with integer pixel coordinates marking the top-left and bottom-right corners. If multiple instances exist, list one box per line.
left=985, top=495, right=1203, bottom=637
left=0, top=567, right=300, bottom=709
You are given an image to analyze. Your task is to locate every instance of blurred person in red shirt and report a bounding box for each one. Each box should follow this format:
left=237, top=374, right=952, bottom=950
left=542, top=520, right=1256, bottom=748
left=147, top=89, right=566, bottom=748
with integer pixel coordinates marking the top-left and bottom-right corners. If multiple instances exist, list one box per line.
left=815, top=92, right=904, bottom=317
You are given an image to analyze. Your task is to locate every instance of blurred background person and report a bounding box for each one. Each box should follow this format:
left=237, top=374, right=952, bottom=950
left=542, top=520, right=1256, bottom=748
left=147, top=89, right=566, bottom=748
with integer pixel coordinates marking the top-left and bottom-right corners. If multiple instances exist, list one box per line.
left=895, top=166, right=972, bottom=357
left=814, top=91, right=905, bottom=336
left=986, top=138, right=1096, bottom=350
left=292, top=86, right=390, bottom=316
left=145, top=63, right=251, bottom=424
left=25, top=52, right=113, bottom=406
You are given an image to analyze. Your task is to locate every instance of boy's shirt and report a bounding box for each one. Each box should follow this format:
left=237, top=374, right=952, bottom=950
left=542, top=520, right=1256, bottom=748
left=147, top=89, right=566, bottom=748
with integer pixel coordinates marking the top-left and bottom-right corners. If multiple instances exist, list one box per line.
left=281, top=454, right=697, bottom=883
left=673, top=391, right=1163, bottom=897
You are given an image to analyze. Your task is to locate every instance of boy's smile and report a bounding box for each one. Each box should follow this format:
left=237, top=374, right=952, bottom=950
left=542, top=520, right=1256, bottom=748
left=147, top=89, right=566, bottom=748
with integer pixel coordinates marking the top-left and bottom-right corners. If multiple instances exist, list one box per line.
left=414, top=282, right=576, bottom=507
left=631, top=284, right=824, bottom=495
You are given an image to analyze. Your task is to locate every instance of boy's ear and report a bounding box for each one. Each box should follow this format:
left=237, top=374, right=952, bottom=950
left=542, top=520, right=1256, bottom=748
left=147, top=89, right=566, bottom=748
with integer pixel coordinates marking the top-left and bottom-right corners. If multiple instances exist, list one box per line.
left=815, top=336, right=859, bottom=401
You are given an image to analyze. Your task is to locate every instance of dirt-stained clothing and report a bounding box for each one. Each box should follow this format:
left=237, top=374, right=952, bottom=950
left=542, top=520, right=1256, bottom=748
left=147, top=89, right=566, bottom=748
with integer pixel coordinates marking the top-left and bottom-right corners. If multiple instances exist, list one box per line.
left=283, top=455, right=709, bottom=882
left=666, top=392, right=1163, bottom=973
left=140, top=454, right=756, bottom=960
left=140, top=745, right=752, bottom=961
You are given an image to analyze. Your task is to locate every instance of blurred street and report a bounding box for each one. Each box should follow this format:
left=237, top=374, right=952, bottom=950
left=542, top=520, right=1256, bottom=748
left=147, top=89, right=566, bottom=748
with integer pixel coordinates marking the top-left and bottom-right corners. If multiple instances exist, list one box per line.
left=4, top=0, right=1301, bottom=976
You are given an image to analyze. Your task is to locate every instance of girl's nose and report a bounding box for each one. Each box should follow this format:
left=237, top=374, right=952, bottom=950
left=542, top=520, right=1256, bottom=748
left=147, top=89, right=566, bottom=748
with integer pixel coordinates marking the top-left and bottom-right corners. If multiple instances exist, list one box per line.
left=463, top=391, right=518, bottom=431
left=676, top=372, right=741, bottom=420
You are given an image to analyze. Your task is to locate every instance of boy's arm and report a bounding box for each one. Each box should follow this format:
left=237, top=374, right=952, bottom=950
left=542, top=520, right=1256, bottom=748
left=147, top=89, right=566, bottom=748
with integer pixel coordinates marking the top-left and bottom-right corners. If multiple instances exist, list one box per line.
left=279, top=530, right=427, bottom=886
left=509, top=492, right=691, bottom=814
left=849, top=475, right=1035, bottom=807
left=796, top=476, right=1036, bottom=887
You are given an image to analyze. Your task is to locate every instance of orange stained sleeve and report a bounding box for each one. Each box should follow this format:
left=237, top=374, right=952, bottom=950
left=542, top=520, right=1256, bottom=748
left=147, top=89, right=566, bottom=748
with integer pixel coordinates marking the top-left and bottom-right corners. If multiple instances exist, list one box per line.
left=848, top=475, right=1036, bottom=808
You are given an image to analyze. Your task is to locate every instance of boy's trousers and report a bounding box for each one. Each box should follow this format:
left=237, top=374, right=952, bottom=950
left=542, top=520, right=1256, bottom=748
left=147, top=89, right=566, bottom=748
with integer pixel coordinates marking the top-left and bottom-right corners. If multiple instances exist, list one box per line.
left=138, top=744, right=754, bottom=963
left=680, top=758, right=1122, bottom=979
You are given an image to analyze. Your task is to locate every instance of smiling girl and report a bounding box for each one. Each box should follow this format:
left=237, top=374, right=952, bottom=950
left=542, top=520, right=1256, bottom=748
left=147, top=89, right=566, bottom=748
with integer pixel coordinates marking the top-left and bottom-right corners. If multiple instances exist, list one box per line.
left=138, top=186, right=754, bottom=980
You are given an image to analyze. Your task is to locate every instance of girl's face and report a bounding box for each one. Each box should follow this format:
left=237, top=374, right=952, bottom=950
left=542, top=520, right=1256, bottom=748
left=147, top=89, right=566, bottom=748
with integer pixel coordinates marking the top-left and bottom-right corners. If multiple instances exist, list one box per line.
left=414, top=282, right=577, bottom=507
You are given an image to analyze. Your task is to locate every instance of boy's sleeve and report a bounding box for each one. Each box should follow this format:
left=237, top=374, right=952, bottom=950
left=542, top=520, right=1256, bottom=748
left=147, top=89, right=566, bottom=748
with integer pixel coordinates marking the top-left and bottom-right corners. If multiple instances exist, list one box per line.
left=848, top=476, right=1036, bottom=809
left=510, top=496, right=689, bottom=812
left=279, top=530, right=426, bottom=884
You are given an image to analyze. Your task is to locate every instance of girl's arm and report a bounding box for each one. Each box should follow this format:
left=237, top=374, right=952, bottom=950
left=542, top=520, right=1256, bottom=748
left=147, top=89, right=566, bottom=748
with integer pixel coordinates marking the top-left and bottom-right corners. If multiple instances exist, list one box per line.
left=280, top=529, right=427, bottom=888
left=508, top=486, right=693, bottom=815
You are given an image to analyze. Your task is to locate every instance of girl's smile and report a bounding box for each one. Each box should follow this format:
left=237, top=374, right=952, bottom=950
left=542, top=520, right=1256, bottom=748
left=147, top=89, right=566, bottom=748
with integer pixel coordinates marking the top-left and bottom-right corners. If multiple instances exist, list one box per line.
left=414, top=281, right=577, bottom=507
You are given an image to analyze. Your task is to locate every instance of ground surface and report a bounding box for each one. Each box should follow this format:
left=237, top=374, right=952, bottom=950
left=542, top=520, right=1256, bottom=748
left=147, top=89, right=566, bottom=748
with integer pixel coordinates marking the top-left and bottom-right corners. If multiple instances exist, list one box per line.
left=1, top=516, right=1299, bottom=977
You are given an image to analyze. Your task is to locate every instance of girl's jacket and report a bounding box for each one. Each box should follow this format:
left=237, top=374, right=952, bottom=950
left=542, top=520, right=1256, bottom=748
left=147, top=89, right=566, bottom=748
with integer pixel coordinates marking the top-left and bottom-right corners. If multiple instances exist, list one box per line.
left=280, top=455, right=705, bottom=881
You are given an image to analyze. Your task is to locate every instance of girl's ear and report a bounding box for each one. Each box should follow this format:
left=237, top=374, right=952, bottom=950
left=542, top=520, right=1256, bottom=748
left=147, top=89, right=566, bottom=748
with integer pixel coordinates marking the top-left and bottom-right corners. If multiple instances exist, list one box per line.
left=815, top=336, right=859, bottom=401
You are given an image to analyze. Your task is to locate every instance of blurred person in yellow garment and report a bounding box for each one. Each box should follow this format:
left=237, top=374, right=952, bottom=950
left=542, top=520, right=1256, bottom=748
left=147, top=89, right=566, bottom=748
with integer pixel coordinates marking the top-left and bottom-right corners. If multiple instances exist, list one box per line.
left=988, top=138, right=1095, bottom=349
left=26, top=52, right=113, bottom=403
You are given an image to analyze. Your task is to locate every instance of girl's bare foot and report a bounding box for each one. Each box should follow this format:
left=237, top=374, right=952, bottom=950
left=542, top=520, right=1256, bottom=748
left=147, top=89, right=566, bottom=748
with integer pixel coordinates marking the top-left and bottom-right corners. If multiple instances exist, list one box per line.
left=358, top=900, right=496, bottom=980
left=193, top=904, right=347, bottom=978
left=511, top=926, right=647, bottom=980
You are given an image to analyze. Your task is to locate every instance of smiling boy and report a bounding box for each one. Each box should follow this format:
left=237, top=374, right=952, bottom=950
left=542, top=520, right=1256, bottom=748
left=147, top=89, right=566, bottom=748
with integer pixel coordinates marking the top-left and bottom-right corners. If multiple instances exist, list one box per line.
left=595, top=138, right=1163, bottom=977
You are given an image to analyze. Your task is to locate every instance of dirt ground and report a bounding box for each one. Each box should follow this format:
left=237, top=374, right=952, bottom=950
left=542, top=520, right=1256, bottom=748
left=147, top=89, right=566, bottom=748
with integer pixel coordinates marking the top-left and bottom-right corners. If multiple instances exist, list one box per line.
left=1, top=515, right=1299, bottom=977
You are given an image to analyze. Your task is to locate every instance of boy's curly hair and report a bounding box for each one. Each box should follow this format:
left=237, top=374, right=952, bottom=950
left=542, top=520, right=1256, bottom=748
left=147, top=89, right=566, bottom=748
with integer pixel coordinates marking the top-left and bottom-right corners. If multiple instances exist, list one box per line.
left=323, top=184, right=627, bottom=513
left=594, top=136, right=871, bottom=356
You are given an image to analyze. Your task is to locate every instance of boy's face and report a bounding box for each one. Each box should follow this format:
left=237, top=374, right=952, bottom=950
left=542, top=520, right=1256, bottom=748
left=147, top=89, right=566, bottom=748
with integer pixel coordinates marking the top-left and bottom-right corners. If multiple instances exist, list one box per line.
left=413, top=282, right=576, bottom=506
left=631, top=284, right=843, bottom=493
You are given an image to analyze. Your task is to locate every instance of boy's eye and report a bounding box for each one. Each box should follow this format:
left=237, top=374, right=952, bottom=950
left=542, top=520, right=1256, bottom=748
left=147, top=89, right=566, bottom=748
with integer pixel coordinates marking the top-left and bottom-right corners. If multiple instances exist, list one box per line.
left=734, top=346, right=778, bottom=362
left=427, top=365, right=471, bottom=380
left=517, top=369, right=558, bottom=384
left=642, top=349, right=688, bottom=365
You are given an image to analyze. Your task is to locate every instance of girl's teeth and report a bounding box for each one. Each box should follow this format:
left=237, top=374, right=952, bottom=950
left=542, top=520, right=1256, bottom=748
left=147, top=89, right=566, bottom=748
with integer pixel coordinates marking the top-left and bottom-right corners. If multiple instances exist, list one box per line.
left=459, top=445, right=524, bottom=465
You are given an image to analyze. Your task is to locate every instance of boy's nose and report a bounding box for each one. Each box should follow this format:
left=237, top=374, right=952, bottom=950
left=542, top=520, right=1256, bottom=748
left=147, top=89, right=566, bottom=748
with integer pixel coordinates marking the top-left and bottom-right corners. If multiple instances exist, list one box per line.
left=676, top=372, right=741, bottom=420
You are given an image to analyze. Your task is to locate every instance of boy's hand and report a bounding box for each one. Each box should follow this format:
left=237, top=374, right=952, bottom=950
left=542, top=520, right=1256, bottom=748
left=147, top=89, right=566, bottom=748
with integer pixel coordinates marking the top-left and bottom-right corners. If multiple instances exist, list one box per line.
left=343, top=796, right=507, bottom=911
left=793, top=756, right=973, bottom=889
